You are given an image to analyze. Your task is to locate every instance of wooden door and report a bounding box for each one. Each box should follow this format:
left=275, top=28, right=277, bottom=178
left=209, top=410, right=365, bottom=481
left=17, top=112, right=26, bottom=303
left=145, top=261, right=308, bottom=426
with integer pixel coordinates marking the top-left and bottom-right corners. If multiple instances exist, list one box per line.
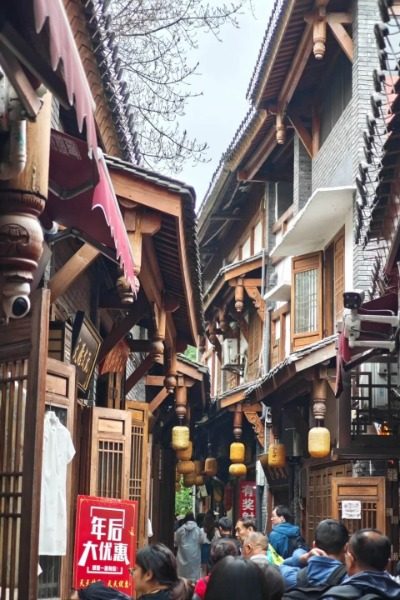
left=89, top=407, right=132, bottom=499
left=39, top=357, right=76, bottom=600
left=126, top=400, right=149, bottom=548
left=331, top=477, right=386, bottom=534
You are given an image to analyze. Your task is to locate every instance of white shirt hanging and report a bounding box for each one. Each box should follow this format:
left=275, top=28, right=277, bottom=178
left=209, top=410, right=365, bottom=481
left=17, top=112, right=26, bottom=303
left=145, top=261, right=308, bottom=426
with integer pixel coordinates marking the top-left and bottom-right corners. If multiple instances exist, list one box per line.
left=39, top=411, right=75, bottom=555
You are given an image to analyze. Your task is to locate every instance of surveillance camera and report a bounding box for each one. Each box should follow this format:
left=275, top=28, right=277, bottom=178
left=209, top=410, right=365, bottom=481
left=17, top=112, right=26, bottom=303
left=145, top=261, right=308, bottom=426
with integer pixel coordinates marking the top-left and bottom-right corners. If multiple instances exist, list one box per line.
left=343, top=290, right=365, bottom=310
left=2, top=294, right=31, bottom=320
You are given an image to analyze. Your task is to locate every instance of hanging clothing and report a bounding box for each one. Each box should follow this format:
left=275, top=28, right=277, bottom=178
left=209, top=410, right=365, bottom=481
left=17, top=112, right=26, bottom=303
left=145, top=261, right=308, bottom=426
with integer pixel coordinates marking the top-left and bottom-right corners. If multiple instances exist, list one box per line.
left=39, top=411, right=75, bottom=555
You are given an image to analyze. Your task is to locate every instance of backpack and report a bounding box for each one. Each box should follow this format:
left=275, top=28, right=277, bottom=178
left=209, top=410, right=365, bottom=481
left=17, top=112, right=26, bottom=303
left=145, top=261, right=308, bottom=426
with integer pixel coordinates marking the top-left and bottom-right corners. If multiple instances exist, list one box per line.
left=287, top=534, right=309, bottom=557
left=267, top=543, right=284, bottom=566
left=282, top=564, right=346, bottom=600
left=319, top=583, right=385, bottom=600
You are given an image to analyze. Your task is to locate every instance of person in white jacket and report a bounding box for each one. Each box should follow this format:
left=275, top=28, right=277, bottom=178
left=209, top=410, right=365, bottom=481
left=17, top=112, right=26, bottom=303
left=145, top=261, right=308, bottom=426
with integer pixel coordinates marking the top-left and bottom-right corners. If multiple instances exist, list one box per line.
left=175, top=512, right=207, bottom=581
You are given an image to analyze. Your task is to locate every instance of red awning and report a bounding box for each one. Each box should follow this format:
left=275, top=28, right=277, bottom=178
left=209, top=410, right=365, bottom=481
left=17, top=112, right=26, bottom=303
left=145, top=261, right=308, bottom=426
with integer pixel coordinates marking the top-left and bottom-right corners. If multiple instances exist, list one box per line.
left=42, top=130, right=139, bottom=295
left=0, top=0, right=97, bottom=154
left=335, top=293, right=398, bottom=396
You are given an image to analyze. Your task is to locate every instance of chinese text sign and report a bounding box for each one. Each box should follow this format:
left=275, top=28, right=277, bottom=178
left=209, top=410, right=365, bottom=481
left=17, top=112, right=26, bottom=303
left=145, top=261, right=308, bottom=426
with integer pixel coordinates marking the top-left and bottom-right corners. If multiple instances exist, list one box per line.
left=73, top=495, right=137, bottom=595
left=239, top=481, right=256, bottom=519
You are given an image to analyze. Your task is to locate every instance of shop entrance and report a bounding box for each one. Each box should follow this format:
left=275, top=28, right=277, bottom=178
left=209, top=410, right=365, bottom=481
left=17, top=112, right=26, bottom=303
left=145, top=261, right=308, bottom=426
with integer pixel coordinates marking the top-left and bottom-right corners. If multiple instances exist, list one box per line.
left=331, top=476, right=386, bottom=533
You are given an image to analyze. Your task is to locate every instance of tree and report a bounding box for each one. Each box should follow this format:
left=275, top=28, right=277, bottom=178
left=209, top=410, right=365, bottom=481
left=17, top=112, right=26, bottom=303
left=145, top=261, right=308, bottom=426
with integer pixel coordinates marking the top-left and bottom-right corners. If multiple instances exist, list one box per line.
left=175, top=477, right=193, bottom=515
left=107, top=0, right=248, bottom=172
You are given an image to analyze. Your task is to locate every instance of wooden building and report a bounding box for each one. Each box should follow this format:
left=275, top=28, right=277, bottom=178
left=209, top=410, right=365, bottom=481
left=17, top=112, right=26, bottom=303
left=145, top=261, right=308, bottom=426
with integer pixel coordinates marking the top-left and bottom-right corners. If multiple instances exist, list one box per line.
left=198, top=0, right=400, bottom=556
left=0, top=1, right=206, bottom=598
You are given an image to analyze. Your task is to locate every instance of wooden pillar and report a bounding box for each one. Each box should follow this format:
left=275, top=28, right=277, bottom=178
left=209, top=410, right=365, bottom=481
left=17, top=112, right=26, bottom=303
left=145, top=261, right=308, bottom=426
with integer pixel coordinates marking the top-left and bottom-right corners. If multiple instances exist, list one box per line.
left=19, top=288, right=50, bottom=599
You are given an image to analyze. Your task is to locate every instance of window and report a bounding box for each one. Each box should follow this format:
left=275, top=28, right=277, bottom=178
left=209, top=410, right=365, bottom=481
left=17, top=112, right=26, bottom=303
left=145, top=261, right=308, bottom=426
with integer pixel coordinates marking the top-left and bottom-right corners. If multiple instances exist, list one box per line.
left=291, top=252, right=323, bottom=350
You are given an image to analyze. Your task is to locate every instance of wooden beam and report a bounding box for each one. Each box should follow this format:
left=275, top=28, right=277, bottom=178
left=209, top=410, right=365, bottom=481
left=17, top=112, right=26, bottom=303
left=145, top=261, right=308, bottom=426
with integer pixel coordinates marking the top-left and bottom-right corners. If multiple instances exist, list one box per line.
left=288, top=113, right=313, bottom=158
left=278, top=22, right=313, bottom=106
left=98, top=294, right=148, bottom=362
left=237, top=127, right=276, bottom=181
left=49, top=243, right=100, bottom=302
left=149, top=387, right=170, bottom=413
left=111, top=170, right=181, bottom=217
left=145, top=374, right=195, bottom=387
left=123, top=209, right=162, bottom=275
left=224, top=257, right=263, bottom=282
left=243, top=283, right=265, bottom=322
left=228, top=278, right=262, bottom=287
left=327, top=20, right=353, bottom=62
left=125, top=354, right=154, bottom=393
left=176, top=359, right=204, bottom=381
left=312, top=106, right=320, bottom=157
left=220, top=390, right=246, bottom=409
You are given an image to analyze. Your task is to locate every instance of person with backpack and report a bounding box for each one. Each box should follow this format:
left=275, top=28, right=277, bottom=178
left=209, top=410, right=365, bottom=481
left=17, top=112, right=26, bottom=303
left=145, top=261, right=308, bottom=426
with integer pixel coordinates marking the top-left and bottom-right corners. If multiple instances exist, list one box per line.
left=281, top=519, right=349, bottom=596
left=321, top=529, right=400, bottom=600
left=270, top=506, right=307, bottom=559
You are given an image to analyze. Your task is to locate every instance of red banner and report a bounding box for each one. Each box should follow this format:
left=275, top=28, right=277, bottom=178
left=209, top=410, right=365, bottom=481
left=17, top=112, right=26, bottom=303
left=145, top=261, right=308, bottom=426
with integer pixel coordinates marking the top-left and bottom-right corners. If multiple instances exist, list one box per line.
left=73, top=495, right=138, bottom=595
left=239, top=481, right=256, bottom=519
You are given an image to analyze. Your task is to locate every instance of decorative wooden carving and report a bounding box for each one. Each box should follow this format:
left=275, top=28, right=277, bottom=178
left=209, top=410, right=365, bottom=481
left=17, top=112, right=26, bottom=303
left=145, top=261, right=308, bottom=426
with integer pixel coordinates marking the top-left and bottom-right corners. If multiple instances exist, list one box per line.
left=313, top=7, right=327, bottom=60
left=233, top=404, right=243, bottom=440
left=175, top=385, right=187, bottom=421
left=116, top=273, right=135, bottom=304
left=0, top=93, right=52, bottom=312
left=276, top=111, right=286, bottom=144
left=235, top=277, right=244, bottom=312
left=243, top=408, right=265, bottom=448
left=312, top=378, right=328, bottom=420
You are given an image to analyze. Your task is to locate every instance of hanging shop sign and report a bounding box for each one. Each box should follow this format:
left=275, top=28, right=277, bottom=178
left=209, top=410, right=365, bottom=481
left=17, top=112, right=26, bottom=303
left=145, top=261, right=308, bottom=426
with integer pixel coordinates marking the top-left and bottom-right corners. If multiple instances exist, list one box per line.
left=73, top=495, right=138, bottom=595
left=71, top=312, right=102, bottom=393
left=239, top=480, right=256, bottom=519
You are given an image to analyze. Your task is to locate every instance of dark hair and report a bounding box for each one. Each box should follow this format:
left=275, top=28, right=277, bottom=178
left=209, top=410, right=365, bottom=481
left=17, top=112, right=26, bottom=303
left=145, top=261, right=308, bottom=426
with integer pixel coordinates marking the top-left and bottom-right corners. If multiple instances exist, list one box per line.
left=314, top=519, right=349, bottom=554
left=218, top=517, right=232, bottom=532
left=78, top=581, right=130, bottom=599
left=184, top=512, right=196, bottom=523
left=273, top=505, right=293, bottom=524
left=251, top=561, right=284, bottom=600
left=196, top=513, right=205, bottom=528
left=209, top=538, right=239, bottom=567
left=237, top=517, right=256, bottom=530
left=203, top=511, right=217, bottom=541
left=136, top=543, right=190, bottom=600
left=349, top=529, right=391, bottom=571
left=205, top=556, right=272, bottom=600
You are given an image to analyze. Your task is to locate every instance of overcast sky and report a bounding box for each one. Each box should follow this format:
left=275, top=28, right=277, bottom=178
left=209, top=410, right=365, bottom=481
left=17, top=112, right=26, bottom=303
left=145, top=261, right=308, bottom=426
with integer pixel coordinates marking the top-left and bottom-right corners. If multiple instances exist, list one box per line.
left=174, top=0, right=274, bottom=207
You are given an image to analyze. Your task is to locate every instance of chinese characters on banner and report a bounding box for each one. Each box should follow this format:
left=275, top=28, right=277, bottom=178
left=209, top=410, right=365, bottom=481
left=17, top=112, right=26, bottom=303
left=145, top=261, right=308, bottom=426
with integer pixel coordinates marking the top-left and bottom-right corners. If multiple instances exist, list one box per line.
left=73, top=495, right=138, bottom=595
left=239, top=481, right=256, bottom=519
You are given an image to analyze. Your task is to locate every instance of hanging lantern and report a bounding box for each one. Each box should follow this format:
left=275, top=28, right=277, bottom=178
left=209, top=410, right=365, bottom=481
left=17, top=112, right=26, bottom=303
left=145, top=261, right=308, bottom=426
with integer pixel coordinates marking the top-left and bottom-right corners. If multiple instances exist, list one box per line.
left=194, top=460, right=203, bottom=475
left=176, top=440, right=192, bottom=461
left=230, top=442, right=245, bottom=463
left=204, top=457, right=217, bottom=477
left=171, top=425, right=190, bottom=450
left=183, top=473, right=196, bottom=486
left=308, top=426, right=331, bottom=458
left=229, top=463, right=247, bottom=477
left=268, top=441, right=286, bottom=468
left=177, top=460, right=195, bottom=475
left=195, top=475, right=204, bottom=486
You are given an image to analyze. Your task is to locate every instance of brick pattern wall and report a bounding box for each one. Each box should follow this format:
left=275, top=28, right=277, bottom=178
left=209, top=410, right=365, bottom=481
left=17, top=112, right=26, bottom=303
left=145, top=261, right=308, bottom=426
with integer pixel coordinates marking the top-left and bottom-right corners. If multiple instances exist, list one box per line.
left=293, top=133, right=311, bottom=214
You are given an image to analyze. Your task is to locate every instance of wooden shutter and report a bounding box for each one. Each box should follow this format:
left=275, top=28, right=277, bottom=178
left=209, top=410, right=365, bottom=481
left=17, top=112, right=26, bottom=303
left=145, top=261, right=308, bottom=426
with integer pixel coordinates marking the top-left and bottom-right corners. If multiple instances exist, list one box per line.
left=247, top=311, right=263, bottom=380
left=291, top=252, right=323, bottom=350
left=331, top=476, right=386, bottom=533
left=333, top=231, right=345, bottom=325
left=88, top=407, right=132, bottom=499
left=126, top=400, right=149, bottom=548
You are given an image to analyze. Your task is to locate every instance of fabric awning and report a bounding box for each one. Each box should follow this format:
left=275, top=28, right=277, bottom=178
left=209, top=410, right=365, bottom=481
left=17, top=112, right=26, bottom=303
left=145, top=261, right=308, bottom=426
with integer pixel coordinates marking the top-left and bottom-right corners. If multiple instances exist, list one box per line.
left=42, top=130, right=138, bottom=295
left=335, top=293, right=398, bottom=397
left=0, top=0, right=97, bottom=154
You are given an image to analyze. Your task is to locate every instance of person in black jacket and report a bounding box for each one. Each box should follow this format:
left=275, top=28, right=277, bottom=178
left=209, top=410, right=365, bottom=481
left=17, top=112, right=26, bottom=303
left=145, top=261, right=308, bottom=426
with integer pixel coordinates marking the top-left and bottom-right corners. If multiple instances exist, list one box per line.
left=78, top=581, right=130, bottom=599
left=131, top=543, right=193, bottom=600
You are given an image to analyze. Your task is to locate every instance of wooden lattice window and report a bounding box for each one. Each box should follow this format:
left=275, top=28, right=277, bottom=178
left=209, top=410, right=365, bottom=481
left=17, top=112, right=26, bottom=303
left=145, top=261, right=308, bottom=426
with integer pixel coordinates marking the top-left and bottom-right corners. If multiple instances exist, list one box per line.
left=126, top=401, right=149, bottom=547
left=291, top=252, right=323, bottom=350
left=0, top=359, right=28, bottom=598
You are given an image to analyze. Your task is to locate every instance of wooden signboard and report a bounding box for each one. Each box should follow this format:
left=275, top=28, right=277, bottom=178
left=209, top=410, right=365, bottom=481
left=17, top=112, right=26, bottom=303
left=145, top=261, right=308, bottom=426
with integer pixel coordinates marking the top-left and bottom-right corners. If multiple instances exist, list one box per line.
left=72, top=312, right=102, bottom=393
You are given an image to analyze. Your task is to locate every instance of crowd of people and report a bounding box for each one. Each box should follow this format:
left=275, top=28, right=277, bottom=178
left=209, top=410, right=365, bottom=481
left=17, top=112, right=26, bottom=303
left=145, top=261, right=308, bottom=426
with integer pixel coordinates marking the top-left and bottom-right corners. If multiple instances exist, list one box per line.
left=77, top=506, right=400, bottom=600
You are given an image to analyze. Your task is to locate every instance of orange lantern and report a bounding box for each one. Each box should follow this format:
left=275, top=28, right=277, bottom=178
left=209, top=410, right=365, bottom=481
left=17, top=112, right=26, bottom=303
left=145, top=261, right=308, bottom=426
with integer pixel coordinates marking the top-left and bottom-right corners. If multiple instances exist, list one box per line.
left=204, top=457, right=217, bottom=477
left=183, top=473, right=196, bottom=486
left=230, top=442, right=245, bottom=463
left=229, top=463, right=247, bottom=477
left=177, top=460, right=195, bottom=475
left=308, top=426, right=330, bottom=458
left=171, top=425, right=190, bottom=450
left=176, top=441, right=192, bottom=461
left=195, top=475, right=204, bottom=486
left=268, top=441, right=286, bottom=468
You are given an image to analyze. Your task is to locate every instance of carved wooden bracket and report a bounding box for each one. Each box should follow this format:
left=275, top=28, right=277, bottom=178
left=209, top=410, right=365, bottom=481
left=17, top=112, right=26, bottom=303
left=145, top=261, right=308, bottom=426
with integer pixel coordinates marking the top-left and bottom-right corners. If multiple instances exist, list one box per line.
left=243, top=281, right=265, bottom=322
left=243, top=408, right=265, bottom=448
left=305, top=9, right=353, bottom=62
left=121, top=207, right=162, bottom=275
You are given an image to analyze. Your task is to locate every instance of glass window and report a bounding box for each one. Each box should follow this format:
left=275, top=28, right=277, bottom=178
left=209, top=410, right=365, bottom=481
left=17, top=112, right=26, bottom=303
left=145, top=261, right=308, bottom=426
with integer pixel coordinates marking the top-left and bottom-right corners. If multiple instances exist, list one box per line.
left=294, top=268, right=318, bottom=333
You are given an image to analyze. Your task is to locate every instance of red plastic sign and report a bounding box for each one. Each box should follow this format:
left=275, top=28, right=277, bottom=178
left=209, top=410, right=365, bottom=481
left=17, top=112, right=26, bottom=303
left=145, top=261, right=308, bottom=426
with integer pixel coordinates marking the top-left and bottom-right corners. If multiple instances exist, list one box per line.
left=73, top=495, right=137, bottom=595
left=239, top=481, right=256, bottom=519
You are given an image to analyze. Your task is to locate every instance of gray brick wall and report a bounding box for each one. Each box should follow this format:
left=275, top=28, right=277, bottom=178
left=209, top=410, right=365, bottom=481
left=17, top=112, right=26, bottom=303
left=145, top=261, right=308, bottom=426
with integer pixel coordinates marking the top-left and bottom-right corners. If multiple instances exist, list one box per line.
left=293, top=133, right=311, bottom=214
